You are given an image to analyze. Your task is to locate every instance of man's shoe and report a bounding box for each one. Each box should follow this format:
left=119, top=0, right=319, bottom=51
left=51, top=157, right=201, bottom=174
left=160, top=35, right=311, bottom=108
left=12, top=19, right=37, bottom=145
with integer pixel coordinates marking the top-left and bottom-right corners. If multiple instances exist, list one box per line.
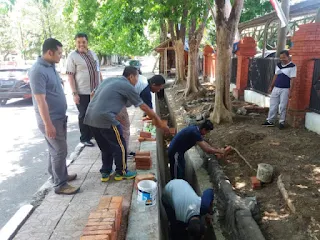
left=114, top=170, right=137, bottom=181
left=81, top=141, right=94, bottom=147
left=279, top=122, right=285, bottom=130
left=128, top=152, right=136, bottom=156
left=101, top=171, right=114, bottom=182
left=262, top=121, right=275, bottom=127
left=54, top=183, right=80, bottom=195
left=68, top=173, right=77, bottom=182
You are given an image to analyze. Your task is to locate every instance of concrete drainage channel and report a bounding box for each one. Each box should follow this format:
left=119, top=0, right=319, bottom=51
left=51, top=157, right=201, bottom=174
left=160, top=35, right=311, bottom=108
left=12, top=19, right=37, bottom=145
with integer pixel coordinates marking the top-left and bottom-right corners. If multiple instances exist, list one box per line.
left=155, top=89, right=266, bottom=240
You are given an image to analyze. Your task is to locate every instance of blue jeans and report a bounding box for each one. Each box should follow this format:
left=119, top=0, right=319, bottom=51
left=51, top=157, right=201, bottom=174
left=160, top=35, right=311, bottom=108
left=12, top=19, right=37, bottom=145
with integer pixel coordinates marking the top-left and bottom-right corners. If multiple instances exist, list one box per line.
left=168, top=150, right=185, bottom=179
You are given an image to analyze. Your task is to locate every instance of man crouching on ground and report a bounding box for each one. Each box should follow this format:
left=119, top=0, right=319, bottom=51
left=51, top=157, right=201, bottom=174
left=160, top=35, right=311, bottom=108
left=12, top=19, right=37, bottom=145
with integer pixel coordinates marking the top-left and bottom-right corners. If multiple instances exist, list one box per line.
left=84, top=66, right=169, bottom=182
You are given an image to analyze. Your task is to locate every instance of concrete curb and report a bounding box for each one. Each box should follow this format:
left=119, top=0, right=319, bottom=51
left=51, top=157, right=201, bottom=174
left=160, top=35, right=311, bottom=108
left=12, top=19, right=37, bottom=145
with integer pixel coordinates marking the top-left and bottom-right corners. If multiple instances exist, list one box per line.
left=0, top=205, right=34, bottom=240
left=198, top=148, right=265, bottom=240
left=0, top=142, right=86, bottom=240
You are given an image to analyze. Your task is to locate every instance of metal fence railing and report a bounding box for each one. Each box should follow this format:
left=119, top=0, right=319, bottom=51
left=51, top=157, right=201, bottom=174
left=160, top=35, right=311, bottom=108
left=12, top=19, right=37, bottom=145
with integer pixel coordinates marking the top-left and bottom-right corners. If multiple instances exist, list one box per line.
left=230, top=57, right=237, bottom=84
left=247, top=58, right=279, bottom=94
left=309, top=59, right=320, bottom=113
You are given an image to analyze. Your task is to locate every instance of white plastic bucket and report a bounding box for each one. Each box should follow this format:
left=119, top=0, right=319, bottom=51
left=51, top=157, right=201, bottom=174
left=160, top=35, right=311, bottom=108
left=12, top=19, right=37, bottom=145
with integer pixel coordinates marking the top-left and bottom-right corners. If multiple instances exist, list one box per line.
left=137, top=180, right=157, bottom=206
left=257, top=163, right=274, bottom=183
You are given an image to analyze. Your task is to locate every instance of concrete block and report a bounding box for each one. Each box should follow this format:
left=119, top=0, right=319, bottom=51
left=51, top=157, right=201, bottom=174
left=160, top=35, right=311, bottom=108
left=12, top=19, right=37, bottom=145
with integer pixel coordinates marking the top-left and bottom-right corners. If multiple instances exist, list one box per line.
left=305, top=112, right=320, bottom=135
left=244, top=90, right=270, bottom=108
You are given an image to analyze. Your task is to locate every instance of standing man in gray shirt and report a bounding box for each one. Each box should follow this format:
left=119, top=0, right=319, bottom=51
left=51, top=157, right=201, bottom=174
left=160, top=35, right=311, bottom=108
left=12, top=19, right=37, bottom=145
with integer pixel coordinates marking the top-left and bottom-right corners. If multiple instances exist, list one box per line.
left=29, top=38, right=79, bottom=195
left=84, top=66, right=169, bottom=182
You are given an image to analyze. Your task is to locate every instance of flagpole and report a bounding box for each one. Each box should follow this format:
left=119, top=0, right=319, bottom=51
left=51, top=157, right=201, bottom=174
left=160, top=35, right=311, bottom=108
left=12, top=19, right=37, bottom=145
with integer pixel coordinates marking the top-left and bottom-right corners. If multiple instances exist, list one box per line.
left=276, top=0, right=290, bottom=57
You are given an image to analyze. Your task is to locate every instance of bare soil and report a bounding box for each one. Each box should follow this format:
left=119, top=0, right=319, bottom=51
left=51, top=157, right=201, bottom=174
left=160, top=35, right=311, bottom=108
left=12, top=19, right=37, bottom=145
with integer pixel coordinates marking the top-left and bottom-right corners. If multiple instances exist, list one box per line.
left=167, top=83, right=320, bottom=240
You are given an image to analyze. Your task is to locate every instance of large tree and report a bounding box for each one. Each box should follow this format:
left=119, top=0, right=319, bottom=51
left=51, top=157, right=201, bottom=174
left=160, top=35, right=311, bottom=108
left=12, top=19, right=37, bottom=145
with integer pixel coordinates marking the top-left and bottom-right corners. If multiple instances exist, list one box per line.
left=167, top=4, right=188, bottom=84
left=210, top=0, right=244, bottom=123
left=184, top=10, right=209, bottom=96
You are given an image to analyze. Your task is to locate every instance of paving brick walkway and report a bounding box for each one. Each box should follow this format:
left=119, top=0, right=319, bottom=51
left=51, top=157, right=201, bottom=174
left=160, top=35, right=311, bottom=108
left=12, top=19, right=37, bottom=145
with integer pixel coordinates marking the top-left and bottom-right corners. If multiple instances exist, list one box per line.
left=14, top=107, right=144, bottom=240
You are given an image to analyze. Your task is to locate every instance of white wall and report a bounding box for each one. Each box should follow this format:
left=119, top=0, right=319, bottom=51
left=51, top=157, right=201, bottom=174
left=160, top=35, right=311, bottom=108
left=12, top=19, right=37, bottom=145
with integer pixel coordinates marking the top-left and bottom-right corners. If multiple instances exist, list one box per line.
left=244, top=90, right=270, bottom=108
left=305, top=112, right=320, bottom=135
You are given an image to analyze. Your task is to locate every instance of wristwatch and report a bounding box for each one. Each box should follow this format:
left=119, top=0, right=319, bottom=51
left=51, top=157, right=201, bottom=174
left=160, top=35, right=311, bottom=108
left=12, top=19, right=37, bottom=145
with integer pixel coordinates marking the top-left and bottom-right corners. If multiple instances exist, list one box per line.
left=72, top=92, right=78, bottom=96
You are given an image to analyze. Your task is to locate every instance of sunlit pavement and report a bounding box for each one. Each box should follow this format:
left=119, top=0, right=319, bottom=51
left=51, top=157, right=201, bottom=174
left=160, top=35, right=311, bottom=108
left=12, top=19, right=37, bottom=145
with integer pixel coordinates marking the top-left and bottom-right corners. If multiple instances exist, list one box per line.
left=0, top=64, right=138, bottom=229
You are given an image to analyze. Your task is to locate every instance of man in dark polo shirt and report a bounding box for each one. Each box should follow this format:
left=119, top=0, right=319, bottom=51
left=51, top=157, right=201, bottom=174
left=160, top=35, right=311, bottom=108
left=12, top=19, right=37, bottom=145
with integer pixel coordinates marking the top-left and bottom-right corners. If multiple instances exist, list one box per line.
left=84, top=66, right=169, bottom=182
left=168, top=120, right=225, bottom=179
left=262, top=50, right=297, bottom=129
left=29, top=38, right=79, bottom=195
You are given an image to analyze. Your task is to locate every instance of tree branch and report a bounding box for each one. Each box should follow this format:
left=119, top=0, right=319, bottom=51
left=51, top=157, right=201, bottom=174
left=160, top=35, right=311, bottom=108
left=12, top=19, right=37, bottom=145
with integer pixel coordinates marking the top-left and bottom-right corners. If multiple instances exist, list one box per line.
left=227, top=0, right=244, bottom=30
left=215, top=0, right=226, bottom=26
left=206, top=0, right=217, bottom=23
left=168, top=20, right=176, bottom=40
left=195, top=9, right=209, bottom=40
left=180, top=5, right=188, bottom=43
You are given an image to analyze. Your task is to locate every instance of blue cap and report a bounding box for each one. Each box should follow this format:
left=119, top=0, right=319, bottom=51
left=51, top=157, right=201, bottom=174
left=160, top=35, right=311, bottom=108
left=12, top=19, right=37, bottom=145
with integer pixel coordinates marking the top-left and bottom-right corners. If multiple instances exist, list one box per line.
left=200, top=188, right=214, bottom=215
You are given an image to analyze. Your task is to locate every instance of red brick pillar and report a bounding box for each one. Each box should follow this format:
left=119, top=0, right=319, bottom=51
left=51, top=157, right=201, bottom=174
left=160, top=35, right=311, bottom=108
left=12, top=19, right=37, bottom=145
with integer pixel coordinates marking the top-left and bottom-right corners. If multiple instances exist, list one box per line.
left=287, top=23, right=320, bottom=127
left=233, top=37, right=256, bottom=100
left=203, top=45, right=215, bottom=82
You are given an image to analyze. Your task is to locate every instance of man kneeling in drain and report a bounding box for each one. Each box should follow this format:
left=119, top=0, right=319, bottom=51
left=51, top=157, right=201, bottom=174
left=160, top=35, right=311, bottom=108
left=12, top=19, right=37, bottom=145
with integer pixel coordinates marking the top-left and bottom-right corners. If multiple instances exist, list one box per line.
left=162, top=179, right=215, bottom=240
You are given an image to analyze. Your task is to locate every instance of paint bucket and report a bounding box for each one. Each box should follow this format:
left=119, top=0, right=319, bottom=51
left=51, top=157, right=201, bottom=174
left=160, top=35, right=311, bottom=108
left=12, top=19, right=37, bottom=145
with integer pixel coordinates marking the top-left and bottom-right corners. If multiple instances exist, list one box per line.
left=256, top=163, right=274, bottom=183
left=137, top=180, right=157, bottom=206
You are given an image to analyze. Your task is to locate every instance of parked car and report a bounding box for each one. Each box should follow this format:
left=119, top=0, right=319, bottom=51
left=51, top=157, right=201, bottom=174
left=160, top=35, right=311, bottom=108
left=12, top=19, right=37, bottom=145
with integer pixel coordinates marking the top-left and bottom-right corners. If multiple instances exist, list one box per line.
left=129, top=60, right=142, bottom=74
left=254, top=50, right=277, bottom=58
left=0, top=68, right=31, bottom=106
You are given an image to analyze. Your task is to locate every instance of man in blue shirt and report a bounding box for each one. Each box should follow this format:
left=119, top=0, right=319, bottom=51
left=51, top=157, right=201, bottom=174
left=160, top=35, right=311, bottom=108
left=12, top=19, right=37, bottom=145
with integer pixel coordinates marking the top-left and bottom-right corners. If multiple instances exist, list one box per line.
left=162, top=179, right=215, bottom=240
left=168, top=120, right=225, bottom=179
left=262, top=50, right=296, bottom=129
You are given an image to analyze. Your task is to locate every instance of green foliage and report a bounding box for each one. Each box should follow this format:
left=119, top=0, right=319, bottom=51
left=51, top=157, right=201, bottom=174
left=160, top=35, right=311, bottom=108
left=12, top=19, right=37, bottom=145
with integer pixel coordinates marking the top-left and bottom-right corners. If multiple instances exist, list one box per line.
left=240, top=0, right=273, bottom=22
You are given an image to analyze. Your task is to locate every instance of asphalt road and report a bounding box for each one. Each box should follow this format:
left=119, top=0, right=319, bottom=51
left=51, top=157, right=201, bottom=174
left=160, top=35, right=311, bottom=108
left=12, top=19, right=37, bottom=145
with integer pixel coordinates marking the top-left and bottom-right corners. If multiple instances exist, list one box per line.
left=0, top=94, right=81, bottom=229
left=0, top=62, right=155, bottom=230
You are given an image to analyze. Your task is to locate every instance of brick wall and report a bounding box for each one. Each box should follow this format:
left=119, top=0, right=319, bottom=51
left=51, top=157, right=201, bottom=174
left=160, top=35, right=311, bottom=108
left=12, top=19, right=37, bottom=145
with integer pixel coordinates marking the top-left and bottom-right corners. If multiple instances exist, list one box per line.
left=233, top=37, right=256, bottom=100
left=287, top=23, right=320, bottom=127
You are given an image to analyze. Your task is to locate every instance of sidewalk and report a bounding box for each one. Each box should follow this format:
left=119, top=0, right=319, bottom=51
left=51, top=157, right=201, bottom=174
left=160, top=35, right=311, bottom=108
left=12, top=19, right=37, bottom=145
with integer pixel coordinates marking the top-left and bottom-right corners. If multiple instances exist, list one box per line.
left=13, top=106, right=144, bottom=240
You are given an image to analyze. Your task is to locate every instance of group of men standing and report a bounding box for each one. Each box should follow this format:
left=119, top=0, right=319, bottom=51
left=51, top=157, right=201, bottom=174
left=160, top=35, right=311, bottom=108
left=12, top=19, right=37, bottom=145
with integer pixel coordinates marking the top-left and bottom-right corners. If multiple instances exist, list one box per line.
left=29, top=34, right=168, bottom=195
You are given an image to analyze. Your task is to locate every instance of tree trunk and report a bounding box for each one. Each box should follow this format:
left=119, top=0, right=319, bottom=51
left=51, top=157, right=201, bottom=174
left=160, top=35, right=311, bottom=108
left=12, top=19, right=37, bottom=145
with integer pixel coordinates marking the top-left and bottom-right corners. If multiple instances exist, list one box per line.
left=211, top=27, right=233, bottom=123
left=160, top=19, right=167, bottom=42
left=185, top=37, right=200, bottom=96
left=174, top=39, right=186, bottom=84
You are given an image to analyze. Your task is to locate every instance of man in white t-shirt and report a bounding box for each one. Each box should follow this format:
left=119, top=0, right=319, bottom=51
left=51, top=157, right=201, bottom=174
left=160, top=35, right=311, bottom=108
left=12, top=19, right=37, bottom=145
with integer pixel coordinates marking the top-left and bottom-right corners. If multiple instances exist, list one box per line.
left=117, top=74, right=165, bottom=155
left=262, top=50, right=296, bottom=129
left=162, top=179, right=214, bottom=239
left=66, top=33, right=103, bottom=146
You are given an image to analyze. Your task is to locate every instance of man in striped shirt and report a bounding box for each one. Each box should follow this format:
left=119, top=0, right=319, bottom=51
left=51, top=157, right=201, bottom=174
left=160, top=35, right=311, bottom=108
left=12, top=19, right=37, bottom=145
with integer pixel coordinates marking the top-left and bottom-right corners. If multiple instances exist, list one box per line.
left=262, top=50, right=296, bottom=129
left=66, top=33, right=103, bottom=147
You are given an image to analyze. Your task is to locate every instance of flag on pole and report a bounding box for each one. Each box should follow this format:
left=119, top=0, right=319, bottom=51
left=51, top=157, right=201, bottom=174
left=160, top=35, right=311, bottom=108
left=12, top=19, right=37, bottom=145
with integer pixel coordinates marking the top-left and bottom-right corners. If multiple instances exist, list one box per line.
left=269, top=0, right=288, bottom=28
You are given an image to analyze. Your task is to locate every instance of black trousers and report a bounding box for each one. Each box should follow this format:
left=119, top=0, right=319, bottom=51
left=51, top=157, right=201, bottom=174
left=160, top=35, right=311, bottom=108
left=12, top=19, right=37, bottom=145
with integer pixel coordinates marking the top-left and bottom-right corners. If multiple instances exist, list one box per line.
left=90, top=125, right=127, bottom=175
left=76, top=94, right=92, bottom=142
left=162, top=195, right=189, bottom=239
